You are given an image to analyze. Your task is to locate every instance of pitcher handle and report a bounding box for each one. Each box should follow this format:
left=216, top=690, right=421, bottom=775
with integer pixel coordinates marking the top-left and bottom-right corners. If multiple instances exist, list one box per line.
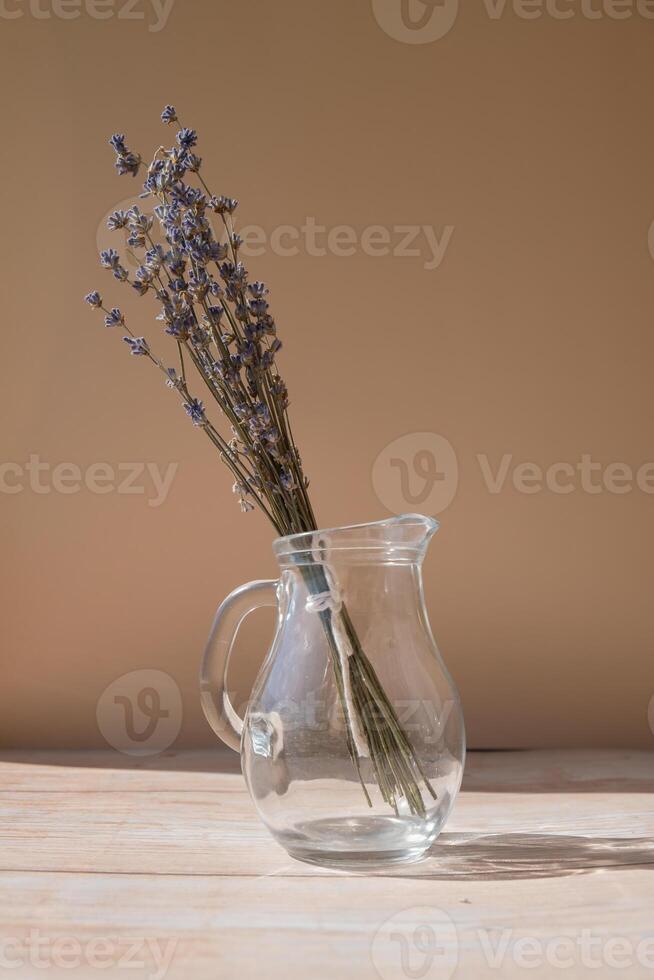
left=200, top=579, right=279, bottom=752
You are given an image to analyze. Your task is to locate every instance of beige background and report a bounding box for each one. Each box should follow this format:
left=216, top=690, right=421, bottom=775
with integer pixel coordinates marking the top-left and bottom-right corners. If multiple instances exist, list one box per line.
left=2, top=0, right=653, bottom=749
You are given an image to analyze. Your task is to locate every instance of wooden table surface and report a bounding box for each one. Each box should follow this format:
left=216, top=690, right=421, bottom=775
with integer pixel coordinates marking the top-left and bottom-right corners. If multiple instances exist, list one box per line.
left=0, top=749, right=652, bottom=979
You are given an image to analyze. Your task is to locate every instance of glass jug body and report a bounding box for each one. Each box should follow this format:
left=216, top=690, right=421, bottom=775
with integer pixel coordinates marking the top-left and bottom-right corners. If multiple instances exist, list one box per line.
left=201, top=515, right=465, bottom=868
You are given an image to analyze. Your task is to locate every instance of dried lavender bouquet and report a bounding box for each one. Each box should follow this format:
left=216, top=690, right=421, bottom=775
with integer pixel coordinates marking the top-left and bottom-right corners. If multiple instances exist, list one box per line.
left=85, top=107, right=435, bottom=817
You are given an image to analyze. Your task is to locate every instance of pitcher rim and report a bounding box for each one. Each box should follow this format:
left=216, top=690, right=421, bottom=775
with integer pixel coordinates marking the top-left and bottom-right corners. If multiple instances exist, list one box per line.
left=272, top=513, right=439, bottom=560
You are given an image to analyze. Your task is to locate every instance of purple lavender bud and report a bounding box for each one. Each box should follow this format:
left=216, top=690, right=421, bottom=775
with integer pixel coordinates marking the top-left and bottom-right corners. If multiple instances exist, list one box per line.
left=108, top=133, right=127, bottom=154
left=209, top=242, right=229, bottom=263
left=280, top=469, right=297, bottom=491
left=184, top=153, right=202, bottom=173
left=84, top=291, right=102, bottom=308
left=211, top=196, right=238, bottom=215
left=249, top=299, right=269, bottom=318
left=107, top=211, right=128, bottom=231
left=123, top=336, right=149, bottom=356
left=161, top=105, right=177, bottom=125
left=127, top=207, right=153, bottom=232
left=100, top=248, right=120, bottom=270
left=104, top=308, right=124, bottom=328
left=165, top=367, right=183, bottom=390
left=115, top=152, right=141, bottom=178
left=207, top=305, right=224, bottom=323
left=183, top=398, right=206, bottom=426
left=176, top=127, right=197, bottom=149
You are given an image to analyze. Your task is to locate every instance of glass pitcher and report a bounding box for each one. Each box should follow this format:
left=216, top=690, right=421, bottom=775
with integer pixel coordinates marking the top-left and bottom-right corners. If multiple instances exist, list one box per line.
left=200, top=514, right=465, bottom=868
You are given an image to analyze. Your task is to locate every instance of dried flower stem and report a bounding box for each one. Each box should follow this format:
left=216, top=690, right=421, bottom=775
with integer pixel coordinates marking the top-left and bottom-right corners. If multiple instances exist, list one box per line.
left=85, top=107, right=435, bottom=815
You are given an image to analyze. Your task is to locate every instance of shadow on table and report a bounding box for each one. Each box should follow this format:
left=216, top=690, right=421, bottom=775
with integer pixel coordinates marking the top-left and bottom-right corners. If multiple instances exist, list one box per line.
left=2, top=750, right=653, bottom=882
left=380, top=831, right=654, bottom=881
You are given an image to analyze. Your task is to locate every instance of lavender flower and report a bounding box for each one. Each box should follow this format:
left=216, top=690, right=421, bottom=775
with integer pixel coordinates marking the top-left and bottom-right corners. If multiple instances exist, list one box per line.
left=108, top=134, right=127, bottom=154
left=183, top=398, right=206, bottom=426
left=135, top=265, right=154, bottom=286
left=145, top=245, right=165, bottom=270
left=165, top=367, right=182, bottom=389
left=126, top=231, right=146, bottom=249
left=100, top=248, right=120, bottom=270
left=109, top=134, right=141, bottom=178
left=185, top=153, right=202, bottom=173
left=279, top=469, right=297, bottom=491
left=84, top=291, right=102, bottom=307
left=107, top=211, right=128, bottom=231
left=176, top=127, right=197, bottom=149
left=249, top=298, right=268, bottom=318
left=104, top=308, right=124, bottom=328
left=211, top=195, right=238, bottom=215
left=116, top=153, right=141, bottom=178
left=86, top=109, right=319, bottom=540
left=123, top=336, right=149, bottom=356
left=127, top=206, right=153, bottom=233
left=232, top=482, right=254, bottom=513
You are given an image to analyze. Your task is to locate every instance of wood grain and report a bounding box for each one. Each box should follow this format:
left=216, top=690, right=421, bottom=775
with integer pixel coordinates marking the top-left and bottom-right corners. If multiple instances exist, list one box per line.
left=0, top=750, right=652, bottom=978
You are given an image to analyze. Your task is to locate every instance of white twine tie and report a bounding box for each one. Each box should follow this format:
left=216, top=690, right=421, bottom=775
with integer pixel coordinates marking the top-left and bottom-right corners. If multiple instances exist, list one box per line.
left=305, top=532, right=369, bottom=759
left=304, top=553, right=343, bottom=615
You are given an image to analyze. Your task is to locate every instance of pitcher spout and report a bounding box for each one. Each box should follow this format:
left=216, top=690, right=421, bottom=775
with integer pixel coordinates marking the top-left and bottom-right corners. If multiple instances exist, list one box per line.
left=384, top=513, right=440, bottom=548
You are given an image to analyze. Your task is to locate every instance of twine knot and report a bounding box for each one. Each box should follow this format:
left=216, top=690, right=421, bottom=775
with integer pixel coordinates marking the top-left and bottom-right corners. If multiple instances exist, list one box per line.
left=305, top=586, right=343, bottom=615
left=304, top=532, right=343, bottom=615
